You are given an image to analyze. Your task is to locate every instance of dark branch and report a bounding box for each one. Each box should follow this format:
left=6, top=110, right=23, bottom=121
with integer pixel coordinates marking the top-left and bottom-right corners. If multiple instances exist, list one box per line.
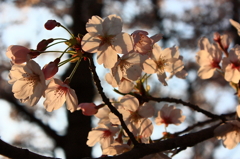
left=0, top=90, right=64, bottom=147
left=0, top=139, right=60, bottom=159
left=145, top=96, right=222, bottom=120
left=95, top=124, right=220, bottom=159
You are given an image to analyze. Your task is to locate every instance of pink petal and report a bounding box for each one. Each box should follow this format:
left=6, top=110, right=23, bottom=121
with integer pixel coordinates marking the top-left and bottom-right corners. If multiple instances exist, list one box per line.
left=143, top=59, right=157, bottom=74
left=97, top=44, right=117, bottom=68
left=113, top=33, right=134, bottom=54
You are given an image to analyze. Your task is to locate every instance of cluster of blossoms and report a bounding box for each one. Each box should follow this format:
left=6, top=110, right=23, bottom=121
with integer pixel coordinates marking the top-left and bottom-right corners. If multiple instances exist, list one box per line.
left=196, top=19, right=240, bottom=149
left=6, top=14, right=187, bottom=158
left=11, top=14, right=240, bottom=158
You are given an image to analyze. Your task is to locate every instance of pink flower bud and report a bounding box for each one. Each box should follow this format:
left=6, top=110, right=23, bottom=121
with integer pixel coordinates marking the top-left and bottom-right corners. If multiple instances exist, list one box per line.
left=37, top=38, right=54, bottom=51
left=42, top=58, right=60, bottom=80
left=78, top=103, right=98, bottom=116
left=6, top=45, right=31, bottom=64
left=44, top=20, right=60, bottom=30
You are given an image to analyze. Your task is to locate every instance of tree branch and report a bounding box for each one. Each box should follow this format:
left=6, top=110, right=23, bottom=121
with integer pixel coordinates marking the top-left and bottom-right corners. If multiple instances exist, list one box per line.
left=0, top=90, right=64, bottom=147
left=0, top=139, right=60, bottom=159
left=145, top=96, right=223, bottom=120
left=96, top=124, right=220, bottom=159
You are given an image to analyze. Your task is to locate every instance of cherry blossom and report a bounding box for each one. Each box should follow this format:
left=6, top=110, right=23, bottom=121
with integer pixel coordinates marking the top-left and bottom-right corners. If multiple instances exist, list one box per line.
left=87, top=123, right=120, bottom=149
left=214, top=120, right=240, bottom=149
left=109, top=95, right=154, bottom=137
left=6, top=45, right=31, bottom=64
left=111, top=53, right=142, bottom=84
left=8, top=60, right=46, bottom=106
left=43, top=78, right=78, bottom=112
left=196, top=38, right=222, bottom=79
left=131, top=30, right=162, bottom=54
left=222, top=45, right=240, bottom=83
left=81, top=14, right=133, bottom=68
left=155, top=104, right=185, bottom=127
left=77, top=103, right=98, bottom=116
left=143, top=44, right=184, bottom=86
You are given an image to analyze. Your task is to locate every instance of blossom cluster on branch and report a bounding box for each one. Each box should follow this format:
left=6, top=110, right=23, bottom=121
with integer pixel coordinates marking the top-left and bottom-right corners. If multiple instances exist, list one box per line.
left=4, top=14, right=240, bottom=158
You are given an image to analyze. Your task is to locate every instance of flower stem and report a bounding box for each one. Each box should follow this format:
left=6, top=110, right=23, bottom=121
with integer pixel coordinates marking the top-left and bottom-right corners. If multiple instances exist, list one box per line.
left=67, top=58, right=82, bottom=82
left=60, top=25, right=75, bottom=38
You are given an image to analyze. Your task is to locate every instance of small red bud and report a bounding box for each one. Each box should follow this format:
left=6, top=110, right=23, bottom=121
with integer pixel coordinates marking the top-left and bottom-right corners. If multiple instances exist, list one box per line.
left=44, top=20, right=60, bottom=30
left=37, top=38, right=54, bottom=51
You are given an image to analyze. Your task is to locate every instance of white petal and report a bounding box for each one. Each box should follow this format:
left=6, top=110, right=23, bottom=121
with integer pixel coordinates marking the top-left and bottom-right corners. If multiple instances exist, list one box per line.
left=157, top=72, right=167, bottom=86
left=81, top=33, right=101, bottom=53
left=102, top=15, right=122, bottom=35
left=105, top=73, right=118, bottom=87
left=139, top=118, right=153, bottom=138
left=87, top=130, right=103, bottom=147
left=138, top=102, right=155, bottom=118
left=12, top=80, right=33, bottom=99
left=126, top=64, right=142, bottom=81
left=118, top=79, right=134, bottom=93
left=143, top=59, right=157, bottom=74
left=86, top=15, right=103, bottom=34
left=120, top=95, right=139, bottom=112
left=66, top=88, right=78, bottom=112
left=198, top=65, right=215, bottom=79
left=97, top=44, right=117, bottom=68
left=113, top=33, right=134, bottom=53
left=43, top=79, right=66, bottom=112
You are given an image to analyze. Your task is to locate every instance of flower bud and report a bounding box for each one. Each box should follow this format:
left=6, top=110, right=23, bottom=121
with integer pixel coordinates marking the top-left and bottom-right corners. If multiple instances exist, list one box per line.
left=37, top=38, right=54, bottom=51
left=77, top=103, right=98, bottom=116
left=44, top=20, right=60, bottom=30
left=6, top=45, right=31, bottom=64
left=42, top=58, right=60, bottom=80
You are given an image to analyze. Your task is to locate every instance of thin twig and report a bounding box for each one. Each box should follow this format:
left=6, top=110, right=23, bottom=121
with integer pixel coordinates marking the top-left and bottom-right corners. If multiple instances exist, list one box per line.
left=145, top=96, right=222, bottom=120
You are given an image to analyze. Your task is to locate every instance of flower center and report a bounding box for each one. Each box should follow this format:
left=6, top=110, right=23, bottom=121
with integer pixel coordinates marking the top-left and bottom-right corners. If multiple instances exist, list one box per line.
left=231, top=61, right=240, bottom=70
left=156, top=57, right=167, bottom=72
left=54, top=86, right=68, bottom=98
left=130, top=111, right=141, bottom=124
left=102, top=130, right=111, bottom=138
left=211, top=61, right=220, bottom=69
left=119, top=60, right=131, bottom=72
left=22, top=73, right=40, bottom=87
left=98, top=35, right=114, bottom=46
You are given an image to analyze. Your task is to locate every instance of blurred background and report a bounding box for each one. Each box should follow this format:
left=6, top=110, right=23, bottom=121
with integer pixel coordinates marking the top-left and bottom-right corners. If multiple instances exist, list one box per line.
left=0, top=0, right=240, bottom=159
